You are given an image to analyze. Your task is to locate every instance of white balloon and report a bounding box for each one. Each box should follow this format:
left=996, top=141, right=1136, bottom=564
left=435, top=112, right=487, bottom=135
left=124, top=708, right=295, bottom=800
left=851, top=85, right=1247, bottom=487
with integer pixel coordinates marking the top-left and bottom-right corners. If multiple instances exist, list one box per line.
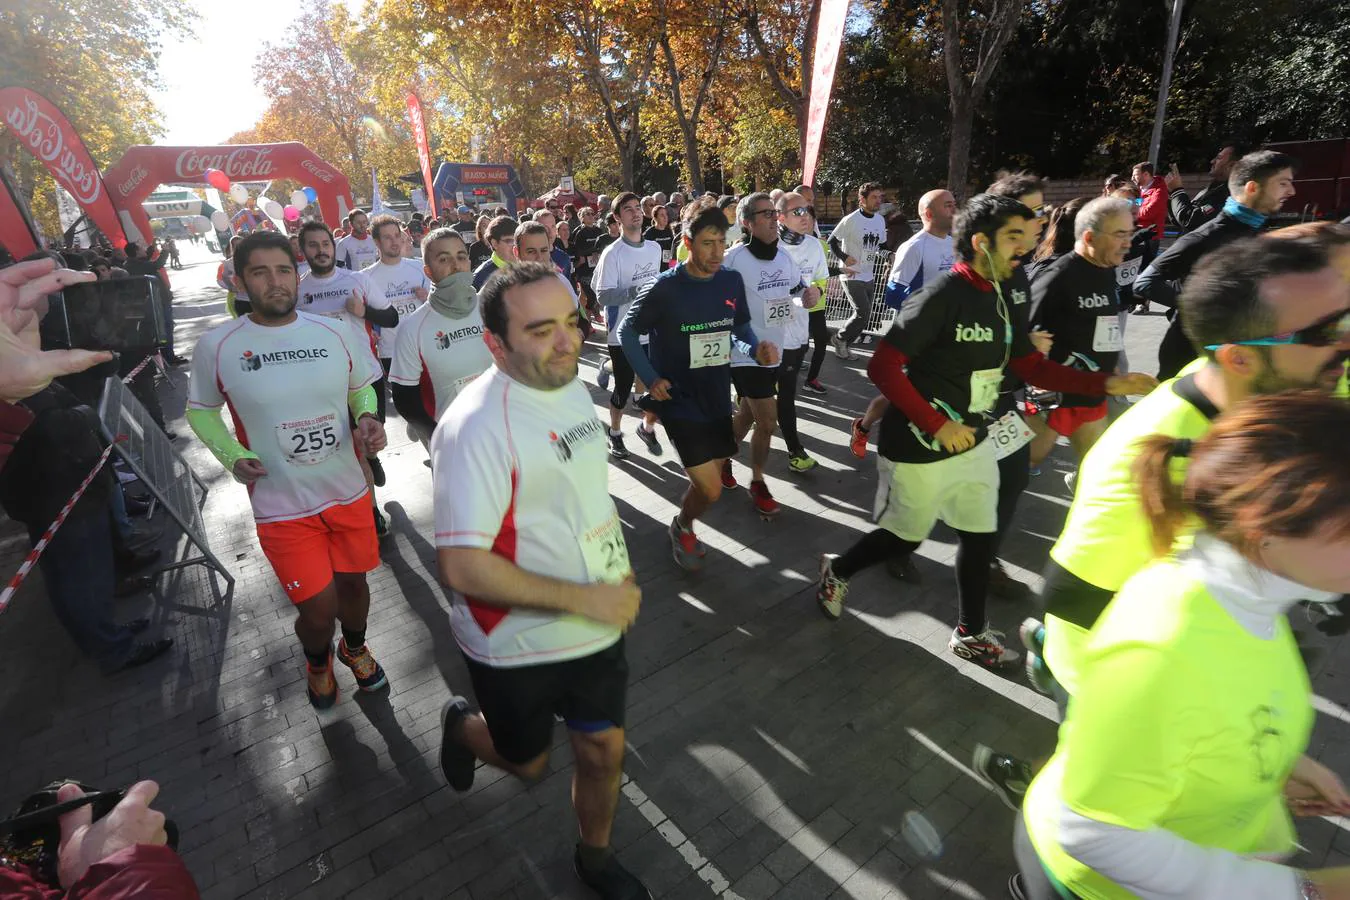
left=290, top=190, right=308, bottom=209
left=264, top=200, right=284, bottom=219
left=229, top=183, right=249, bottom=205
left=195, top=215, right=212, bottom=231
left=210, top=210, right=230, bottom=230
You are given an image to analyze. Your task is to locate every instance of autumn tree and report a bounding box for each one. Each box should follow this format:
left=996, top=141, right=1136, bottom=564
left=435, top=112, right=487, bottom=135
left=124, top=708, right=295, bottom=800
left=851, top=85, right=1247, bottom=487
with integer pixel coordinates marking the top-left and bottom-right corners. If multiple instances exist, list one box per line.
left=653, top=0, right=730, bottom=193
left=736, top=0, right=821, bottom=165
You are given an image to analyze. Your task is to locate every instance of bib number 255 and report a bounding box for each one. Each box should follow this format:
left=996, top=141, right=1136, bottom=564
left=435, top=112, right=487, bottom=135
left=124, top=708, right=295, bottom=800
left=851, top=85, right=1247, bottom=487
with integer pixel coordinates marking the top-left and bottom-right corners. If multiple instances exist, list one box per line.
left=277, top=413, right=342, bottom=466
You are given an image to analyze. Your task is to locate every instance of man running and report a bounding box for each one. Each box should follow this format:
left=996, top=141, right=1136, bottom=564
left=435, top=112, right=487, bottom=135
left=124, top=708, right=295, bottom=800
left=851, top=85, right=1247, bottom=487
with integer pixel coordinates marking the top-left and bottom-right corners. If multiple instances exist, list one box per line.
left=592, top=192, right=663, bottom=459
left=1025, top=197, right=1134, bottom=468
left=389, top=228, right=492, bottom=447
left=335, top=208, right=380, bottom=271
left=297, top=221, right=398, bottom=535
left=434, top=262, right=650, bottom=900
left=851, top=189, right=957, bottom=458
left=620, top=198, right=772, bottom=570
left=774, top=190, right=829, bottom=472
left=723, top=193, right=800, bottom=515
left=815, top=195, right=1155, bottom=667
left=829, top=182, right=887, bottom=359
left=471, top=215, right=520, bottom=290
left=363, top=213, right=431, bottom=421
left=533, top=207, right=575, bottom=283
left=187, top=231, right=390, bottom=709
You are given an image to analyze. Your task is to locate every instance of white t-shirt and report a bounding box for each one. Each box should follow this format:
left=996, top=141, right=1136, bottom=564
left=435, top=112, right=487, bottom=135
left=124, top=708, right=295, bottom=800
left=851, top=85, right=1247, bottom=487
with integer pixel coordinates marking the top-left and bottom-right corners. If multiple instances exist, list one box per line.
left=779, top=236, right=829, bottom=350
left=335, top=233, right=379, bottom=272
left=363, top=257, right=431, bottom=359
left=724, top=244, right=802, bottom=366
left=591, top=238, right=662, bottom=345
left=834, top=209, right=888, bottom=282
left=388, top=301, right=494, bottom=420
left=431, top=367, right=626, bottom=668
left=297, top=268, right=386, bottom=381
left=187, top=312, right=375, bottom=523
left=887, top=231, right=954, bottom=295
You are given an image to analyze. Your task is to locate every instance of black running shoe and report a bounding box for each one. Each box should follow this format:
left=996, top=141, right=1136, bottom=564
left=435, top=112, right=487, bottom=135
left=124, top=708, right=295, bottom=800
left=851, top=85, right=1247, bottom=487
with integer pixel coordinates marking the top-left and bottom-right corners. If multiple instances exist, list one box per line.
left=573, top=848, right=652, bottom=899
left=439, top=697, right=477, bottom=792
left=973, top=744, right=1034, bottom=810
left=608, top=432, right=630, bottom=460
left=634, top=424, right=662, bottom=456
left=368, top=456, right=386, bottom=487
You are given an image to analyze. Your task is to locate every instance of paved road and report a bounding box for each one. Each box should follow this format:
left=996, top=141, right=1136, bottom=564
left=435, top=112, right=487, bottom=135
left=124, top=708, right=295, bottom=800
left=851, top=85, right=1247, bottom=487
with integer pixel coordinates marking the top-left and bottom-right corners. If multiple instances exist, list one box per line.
left=2, top=250, right=1347, bottom=899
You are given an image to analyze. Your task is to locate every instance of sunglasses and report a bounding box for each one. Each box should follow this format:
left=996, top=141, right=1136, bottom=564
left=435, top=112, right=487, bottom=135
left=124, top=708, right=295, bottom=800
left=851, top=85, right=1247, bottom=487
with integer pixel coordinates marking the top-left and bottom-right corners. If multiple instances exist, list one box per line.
left=1204, top=308, right=1350, bottom=350
left=748, top=208, right=777, bottom=219
left=1029, top=205, right=1047, bottom=219
left=782, top=207, right=809, bottom=217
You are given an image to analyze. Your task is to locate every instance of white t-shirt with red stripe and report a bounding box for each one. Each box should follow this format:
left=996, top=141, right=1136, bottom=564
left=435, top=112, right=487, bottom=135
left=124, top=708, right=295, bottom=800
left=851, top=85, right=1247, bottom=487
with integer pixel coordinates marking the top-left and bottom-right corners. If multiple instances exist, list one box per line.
left=431, top=366, right=626, bottom=667
left=296, top=268, right=386, bottom=380
left=187, top=312, right=376, bottom=523
left=362, top=257, right=431, bottom=359
left=388, top=301, right=494, bottom=420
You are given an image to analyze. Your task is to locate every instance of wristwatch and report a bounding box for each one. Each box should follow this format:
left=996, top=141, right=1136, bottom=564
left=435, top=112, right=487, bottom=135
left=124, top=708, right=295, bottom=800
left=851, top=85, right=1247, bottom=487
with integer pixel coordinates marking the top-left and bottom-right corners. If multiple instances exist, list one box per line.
left=1300, top=873, right=1324, bottom=900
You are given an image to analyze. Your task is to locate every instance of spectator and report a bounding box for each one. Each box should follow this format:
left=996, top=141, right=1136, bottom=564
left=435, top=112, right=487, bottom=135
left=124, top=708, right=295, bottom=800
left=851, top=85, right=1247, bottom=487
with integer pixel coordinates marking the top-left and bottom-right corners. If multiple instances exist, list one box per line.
left=1166, top=144, right=1241, bottom=233
left=1132, top=161, right=1169, bottom=250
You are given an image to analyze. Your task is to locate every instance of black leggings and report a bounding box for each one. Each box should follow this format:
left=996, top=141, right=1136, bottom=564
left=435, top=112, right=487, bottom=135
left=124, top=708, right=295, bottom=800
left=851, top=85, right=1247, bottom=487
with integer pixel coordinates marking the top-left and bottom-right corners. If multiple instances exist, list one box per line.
left=806, top=308, right=829, bottom=382
left=608, top=345, right=636, bottom=410
left=992, top=393, right=1031, bottom=558
left=776, top=346, right=807, bottom=455
left=833, top=526, right=997, bottom=633
left=377, top=358, right=391, bottom=422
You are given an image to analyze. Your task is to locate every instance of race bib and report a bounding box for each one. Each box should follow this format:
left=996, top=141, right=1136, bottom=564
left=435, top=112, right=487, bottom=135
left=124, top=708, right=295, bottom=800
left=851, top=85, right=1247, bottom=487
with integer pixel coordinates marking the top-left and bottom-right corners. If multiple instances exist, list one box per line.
left=661, top=246, right=672, bottom=264
left=1116, top=257, right=1142, bottom=287
left=690, top=331, right=730, bottom=369
left=764, top=298, right=794, bottom=327
left=969, top=367, right=1002, bottom=415
left=276, top=412, right=341, bottom=466
left=1093, top=315, right=1124, bottom=352
left=989, top=411, right=1034, bottom=461
left=579, top=512, right=631, bottom=584
left=395, top=297, right=422, bottom=316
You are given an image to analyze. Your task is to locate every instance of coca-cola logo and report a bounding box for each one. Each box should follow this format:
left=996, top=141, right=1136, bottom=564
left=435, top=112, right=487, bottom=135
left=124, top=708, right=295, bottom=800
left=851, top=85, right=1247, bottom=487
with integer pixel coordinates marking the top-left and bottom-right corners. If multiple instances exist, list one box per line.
left=117, top=164, right=149, bottom=198
left=300, top=158, right=334, bottom=184
left=5, top=96, right=102, bottom=205
left=174, top=147, right=276, bottom=180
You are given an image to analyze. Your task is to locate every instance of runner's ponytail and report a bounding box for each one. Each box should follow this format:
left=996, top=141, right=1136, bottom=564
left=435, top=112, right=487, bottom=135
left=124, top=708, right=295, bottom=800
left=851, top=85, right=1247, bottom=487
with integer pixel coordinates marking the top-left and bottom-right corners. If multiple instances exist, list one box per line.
left=1134, top=435, right=1194, bottom=556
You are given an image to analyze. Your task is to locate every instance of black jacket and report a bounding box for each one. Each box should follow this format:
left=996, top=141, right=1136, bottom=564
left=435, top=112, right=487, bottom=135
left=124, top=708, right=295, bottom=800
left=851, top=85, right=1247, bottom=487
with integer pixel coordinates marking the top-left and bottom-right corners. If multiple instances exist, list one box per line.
left=0, top=383, right=112, bottom=530
left=1132, top=212, right=1257, bottom=310
left=1169, top=181, right=1228, bottom=233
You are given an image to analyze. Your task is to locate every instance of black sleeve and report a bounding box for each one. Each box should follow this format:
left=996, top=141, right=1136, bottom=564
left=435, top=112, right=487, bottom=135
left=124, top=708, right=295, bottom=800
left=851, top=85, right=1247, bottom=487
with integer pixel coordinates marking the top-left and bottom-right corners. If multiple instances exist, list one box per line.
left=828, top=234, right=847, bottom=260
left=1132, top=228, right=1214, bottom=309
left=882, top=281, right=950, bottom=358
left=363, top=304, right=399, bottom=327
left=1168, top=189, right=1198, bottom=231
left=391, top=383, right=435, bottom=432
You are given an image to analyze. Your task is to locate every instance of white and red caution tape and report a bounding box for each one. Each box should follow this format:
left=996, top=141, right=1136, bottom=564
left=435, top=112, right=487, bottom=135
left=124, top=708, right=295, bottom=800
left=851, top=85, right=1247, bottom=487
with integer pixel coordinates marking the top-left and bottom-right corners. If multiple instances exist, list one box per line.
left=0, top=438, right=122, bottom=617
left=121, top=352, right=164, bottom=384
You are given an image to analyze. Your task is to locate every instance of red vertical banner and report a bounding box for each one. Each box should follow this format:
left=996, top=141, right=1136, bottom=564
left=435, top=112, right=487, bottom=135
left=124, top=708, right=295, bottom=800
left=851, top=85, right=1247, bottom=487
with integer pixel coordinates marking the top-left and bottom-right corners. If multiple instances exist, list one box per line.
left=405, top=92, right=437, bottom=219
left=801, top=0, right=850, bottom=188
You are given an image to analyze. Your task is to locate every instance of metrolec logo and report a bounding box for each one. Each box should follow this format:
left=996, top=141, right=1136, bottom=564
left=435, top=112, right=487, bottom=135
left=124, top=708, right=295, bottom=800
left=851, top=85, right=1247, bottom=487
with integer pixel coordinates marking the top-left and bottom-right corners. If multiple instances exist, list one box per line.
left=239, top=347, right=331, bottom=371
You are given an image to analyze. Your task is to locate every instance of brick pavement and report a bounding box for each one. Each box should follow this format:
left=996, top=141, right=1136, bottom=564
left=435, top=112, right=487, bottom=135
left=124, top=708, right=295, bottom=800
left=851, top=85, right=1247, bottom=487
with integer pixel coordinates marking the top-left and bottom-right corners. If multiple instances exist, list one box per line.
left=3, top=251, right=1349, bottom=899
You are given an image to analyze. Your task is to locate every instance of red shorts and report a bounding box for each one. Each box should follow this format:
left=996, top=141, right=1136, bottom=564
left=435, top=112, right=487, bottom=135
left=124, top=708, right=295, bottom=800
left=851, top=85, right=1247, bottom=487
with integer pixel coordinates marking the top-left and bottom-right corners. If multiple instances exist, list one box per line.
left=256, top=495, right=380, bottom=603
left=1046, top=402, right=1108, bottom=437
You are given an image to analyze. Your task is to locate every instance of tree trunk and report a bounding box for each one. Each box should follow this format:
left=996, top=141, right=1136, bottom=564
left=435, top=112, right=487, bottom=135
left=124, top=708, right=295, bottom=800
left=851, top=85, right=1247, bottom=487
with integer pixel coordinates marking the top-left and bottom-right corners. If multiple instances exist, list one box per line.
left=946, top=92, right=974, bottom=199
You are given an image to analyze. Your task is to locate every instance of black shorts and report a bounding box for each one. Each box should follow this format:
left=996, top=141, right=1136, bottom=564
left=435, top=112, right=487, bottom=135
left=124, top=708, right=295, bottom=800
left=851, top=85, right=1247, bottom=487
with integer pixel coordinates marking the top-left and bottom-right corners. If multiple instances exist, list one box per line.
left=662, top=415, right=736, bottom=469
left=731, top=365, right=778, bottom=400
left=461, top=638, right=628, bottom=765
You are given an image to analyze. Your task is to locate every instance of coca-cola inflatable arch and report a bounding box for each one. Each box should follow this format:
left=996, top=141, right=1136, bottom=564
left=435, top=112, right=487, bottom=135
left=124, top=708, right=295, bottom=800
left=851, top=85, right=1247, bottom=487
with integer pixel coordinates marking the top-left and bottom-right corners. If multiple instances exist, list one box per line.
left=104, top=142, right=354, bottom=246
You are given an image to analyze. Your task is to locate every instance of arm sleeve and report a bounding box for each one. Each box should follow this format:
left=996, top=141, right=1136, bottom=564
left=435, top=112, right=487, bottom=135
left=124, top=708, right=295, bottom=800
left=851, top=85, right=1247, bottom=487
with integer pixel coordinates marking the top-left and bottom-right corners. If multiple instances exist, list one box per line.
left=828, top=234, right=847, bottom=261
left=392, top=382, right=435, bottom=432
left=1008, top=352, right=1109, bottom=395
left=363, top=304, right=398, bottom=327
left=619, top=282, right=662, bottom=387
left=1169, top=188, right=1199, bottom=231
left=868, top=342, right=948, bottom=434
left=186, top=406, right=258, bottom=472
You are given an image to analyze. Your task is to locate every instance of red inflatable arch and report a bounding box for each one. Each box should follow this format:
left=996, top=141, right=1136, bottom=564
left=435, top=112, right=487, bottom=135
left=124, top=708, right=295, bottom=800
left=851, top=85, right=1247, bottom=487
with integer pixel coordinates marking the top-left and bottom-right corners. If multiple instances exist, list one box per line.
left=103, top=142, right=354, bottom=246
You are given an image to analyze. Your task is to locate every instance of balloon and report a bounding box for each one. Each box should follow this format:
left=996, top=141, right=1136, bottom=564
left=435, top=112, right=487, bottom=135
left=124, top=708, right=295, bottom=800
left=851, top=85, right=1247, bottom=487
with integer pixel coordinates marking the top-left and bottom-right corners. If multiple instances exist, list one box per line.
left=264, top=200, right=284, bottom=219
left=289, top=190, right=308, bottom=209
left=283, top=205, right=300, bottom=221
left=195, top=215, right=212, bottom=231
left=229, top=183, right=249, bottom=205
left=303, top=186, right=318, bottom=203
left=210, top=210, right=230, bottom=230
left=205, top=168, right=231, bottom=192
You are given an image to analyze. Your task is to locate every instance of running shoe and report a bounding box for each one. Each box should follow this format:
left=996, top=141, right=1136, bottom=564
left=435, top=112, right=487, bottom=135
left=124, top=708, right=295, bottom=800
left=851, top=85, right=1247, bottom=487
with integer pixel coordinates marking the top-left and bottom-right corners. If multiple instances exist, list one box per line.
left=1064, top=470, right=1077, bottom=494
left=608, top=431, right=630, bottom=460
left=748, top=480, right=780, bottom=517
left=816, top=554, right=848, bottom=619
left=573, top=848, right=653, bottom=900
left=597, top=359, right=612, bottom=391
left=635, top=424, right=663, bottom=456
left=831, top=334, right=852, bottom=360
left=802, top=378, right=827, bottom=395
left=374, top=507, right=390, bottom=539
left=337, top=638, right=389, bottom=692
left=1007, top=873, right=1028, bottom=900
left=973, top=744, right=1034, bottom=810
left=669, top=516, right=706, bottom=572
left=368, top=455, right=386, bottom=487
left=788, top=452, right=817, bottom=473
left=860, top=334, right=873, bottom=345
left=885, top=554, right=922, bottom=583
left=849, top=418, right=869, bottom=459
left=439, top=696, right=477, bottom=791
left=720, top=459, right=738, bottom=490
left=1019, top=617, right=1055, bottom=695
left=948, top=627, right=1020, bottom=668
left=988, top=560, right=1031, bottom=602
left=306, top=649, right=339, bottom=710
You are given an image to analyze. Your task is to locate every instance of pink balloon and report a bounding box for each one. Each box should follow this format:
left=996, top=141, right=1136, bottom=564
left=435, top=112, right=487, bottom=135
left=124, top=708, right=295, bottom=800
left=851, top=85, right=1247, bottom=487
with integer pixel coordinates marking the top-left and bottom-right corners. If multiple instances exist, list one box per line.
left=283, top=205, right=300, bottom=221
left=205, top=168, right=231, bottom=192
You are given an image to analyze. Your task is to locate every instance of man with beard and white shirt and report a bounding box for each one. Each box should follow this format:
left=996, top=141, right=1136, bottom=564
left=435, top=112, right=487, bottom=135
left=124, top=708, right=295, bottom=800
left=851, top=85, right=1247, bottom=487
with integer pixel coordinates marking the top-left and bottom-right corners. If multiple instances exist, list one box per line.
left=336, top=209, right=380, bottom=271
left=364, top=214, right=432, bottom=411
left=298, top=220, right=398, bottom=536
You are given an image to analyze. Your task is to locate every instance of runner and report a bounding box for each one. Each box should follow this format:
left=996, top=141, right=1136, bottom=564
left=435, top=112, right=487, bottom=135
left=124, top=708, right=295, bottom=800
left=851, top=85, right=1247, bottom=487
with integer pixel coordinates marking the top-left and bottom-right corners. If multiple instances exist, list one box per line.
left=723, top=192, right=800, bottom=513
left=829, top=182, right=887, bottom=359
left=433, top=262, right=650, bottom=900
left=217, top=235, right=249, bottom=317
left=814, top=194, right=1155, bottom=667
left=619, top=197, right=772, bottom=570
left=297, top=221, right=399, bottom=536
left=335, top=208, right=380, bottom=271
left=1025, top=197, right=1134, bottom=468
left=642, top=204, right=675, bottom=267
left=851, top=189, right=956, bottom=458
left=290, top=234, right=310, bottom=280
left=186, top=231, right=390, bottom=709
left=471, top=215, right=519, bottom=290
left=451, top=204, right=477, bottom=236
left=389, top=228, right=492, bottom=448
left=592, top=192, right=663, bottom=459
left=775, top=190, right=829, bottom=472
left=362, top=213, right=431, bottom=426
left=532, top=207, right=575, bottom=283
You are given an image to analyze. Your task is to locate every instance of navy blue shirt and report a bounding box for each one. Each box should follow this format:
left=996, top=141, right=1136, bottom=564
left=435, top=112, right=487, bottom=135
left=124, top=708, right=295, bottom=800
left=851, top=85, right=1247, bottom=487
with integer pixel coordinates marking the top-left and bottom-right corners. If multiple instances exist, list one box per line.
left=620, top=265, right=756, bottom=422
left=551, top=246, right=573, bottom=282
left=472, top=257, right=501, bottom=291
